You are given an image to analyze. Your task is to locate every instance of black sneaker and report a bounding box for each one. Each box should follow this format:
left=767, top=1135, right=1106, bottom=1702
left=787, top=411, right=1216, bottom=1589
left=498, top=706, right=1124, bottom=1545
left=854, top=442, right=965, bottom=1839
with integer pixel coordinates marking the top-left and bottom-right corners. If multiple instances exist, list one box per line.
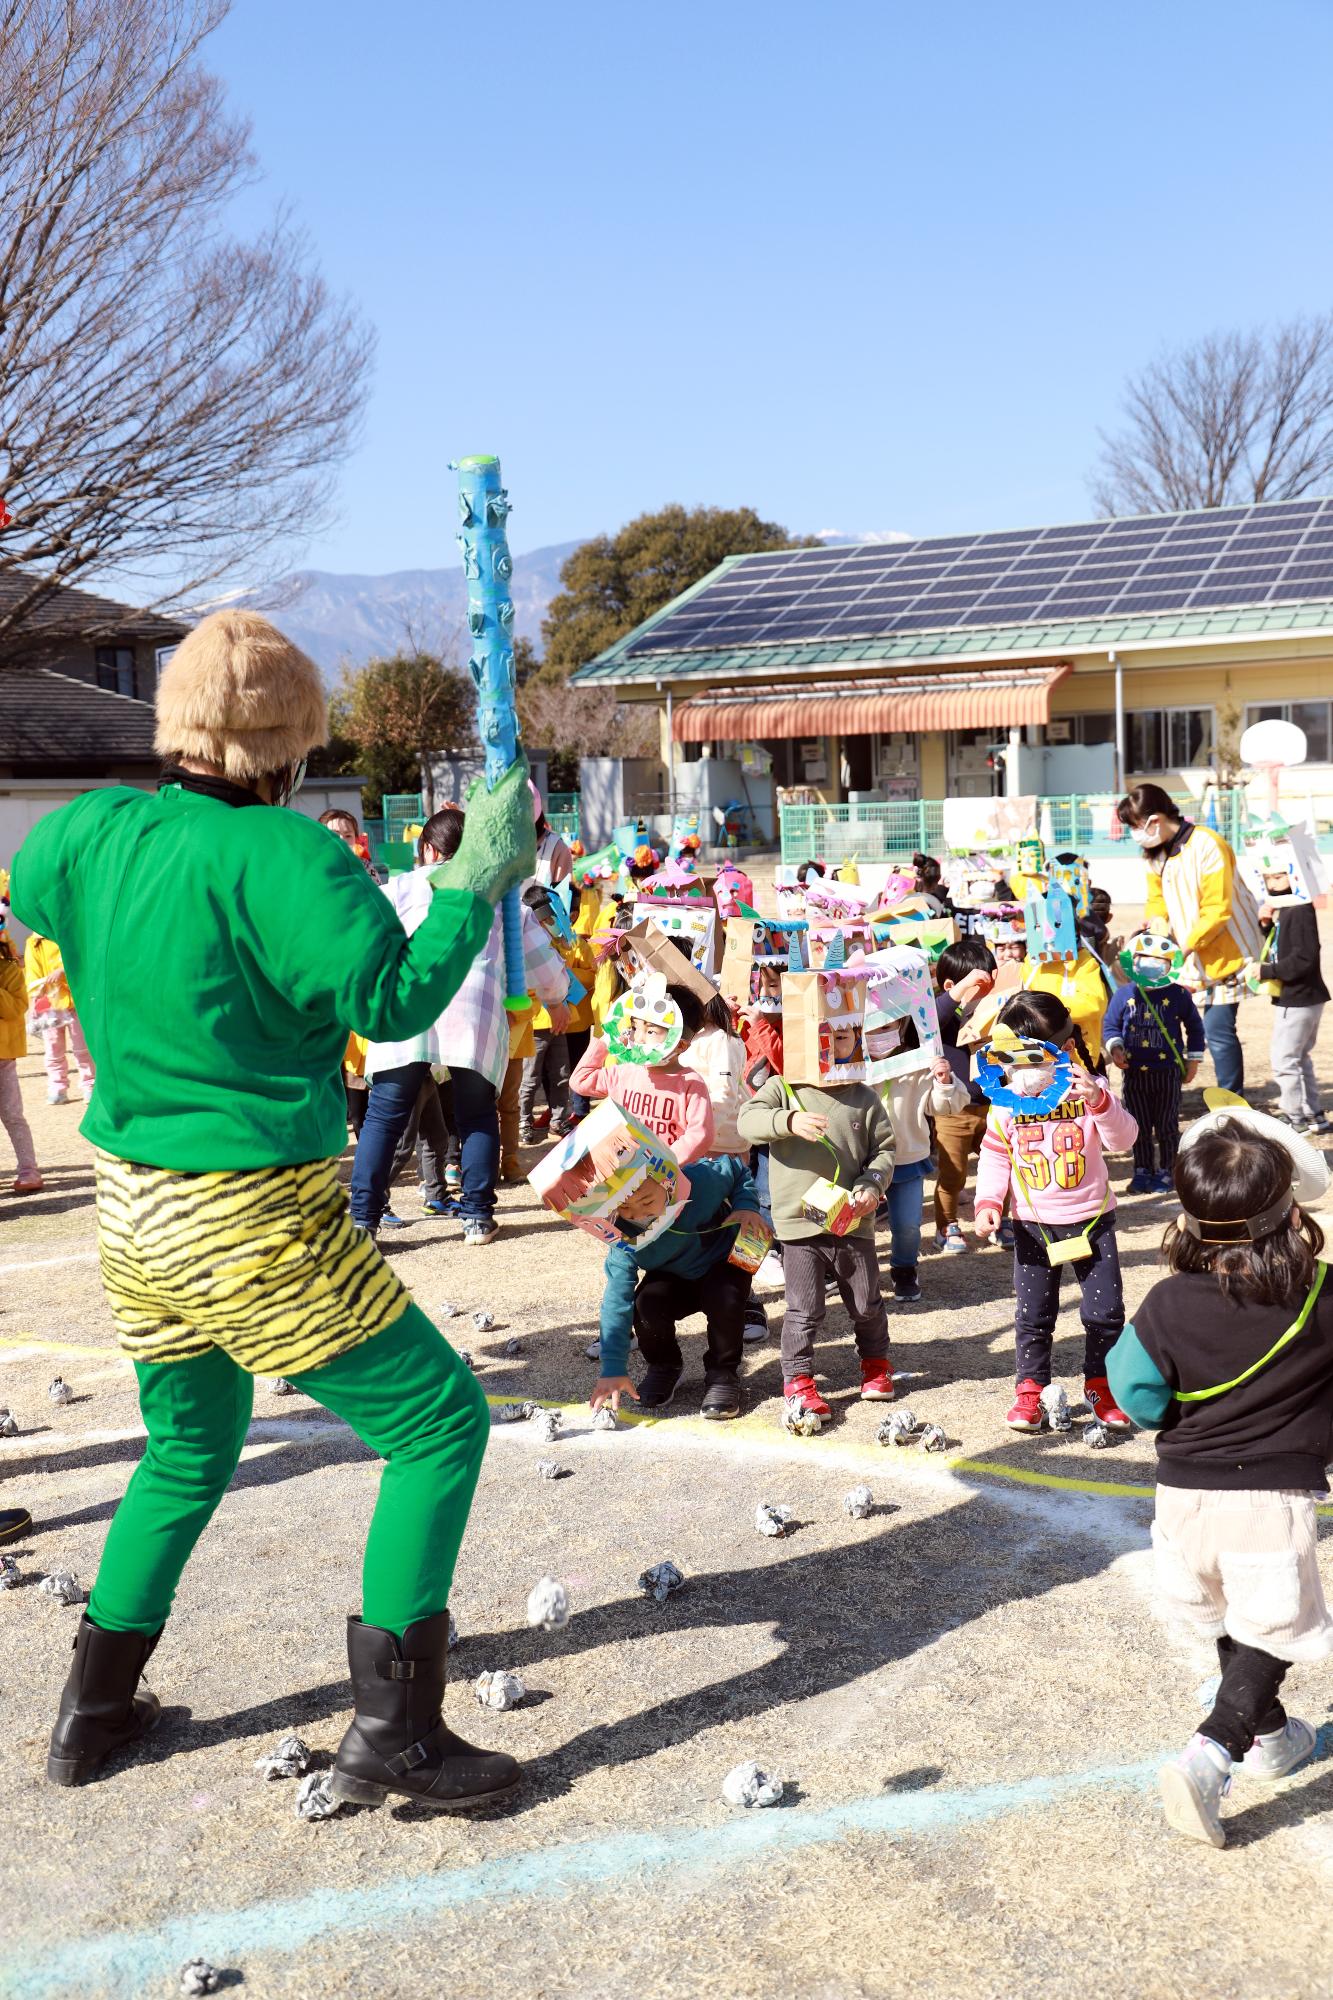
left=742, top=1301, right=768, bottom=1344
left=0, top=1505, right=31, bottom=1543
left=637, top=1363, right=682, bottom=1411
left=891, top=1267, right=922, bottom=1304
left=701, top=1375, right=741, bottom=1420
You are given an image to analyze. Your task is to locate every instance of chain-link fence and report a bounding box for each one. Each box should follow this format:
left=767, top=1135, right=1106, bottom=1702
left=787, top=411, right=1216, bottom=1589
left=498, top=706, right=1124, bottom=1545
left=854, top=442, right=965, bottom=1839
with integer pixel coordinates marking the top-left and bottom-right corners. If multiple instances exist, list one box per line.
left=778, top=792, right=1254, bottom=866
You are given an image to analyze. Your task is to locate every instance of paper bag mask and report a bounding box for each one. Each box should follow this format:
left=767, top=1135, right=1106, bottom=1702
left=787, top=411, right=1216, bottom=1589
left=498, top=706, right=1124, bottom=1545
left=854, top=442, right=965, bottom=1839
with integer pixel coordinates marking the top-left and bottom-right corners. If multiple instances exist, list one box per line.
left=782, top=968, right=869, bottom=1086
left=861, top=946, right=943, bottom=1081
left=720, top=912, right=808, bottom=1013
left=1240, top=822, right=1328, bottom=908
left=529, top=1099, right=684, bottom=1247
left=619, top=921, right=717, bottom=1010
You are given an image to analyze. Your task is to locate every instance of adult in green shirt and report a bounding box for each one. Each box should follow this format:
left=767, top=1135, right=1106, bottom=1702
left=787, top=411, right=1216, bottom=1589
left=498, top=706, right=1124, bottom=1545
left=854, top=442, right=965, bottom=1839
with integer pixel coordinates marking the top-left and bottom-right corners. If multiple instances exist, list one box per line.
left=11, top=609, right=534, bottom=1812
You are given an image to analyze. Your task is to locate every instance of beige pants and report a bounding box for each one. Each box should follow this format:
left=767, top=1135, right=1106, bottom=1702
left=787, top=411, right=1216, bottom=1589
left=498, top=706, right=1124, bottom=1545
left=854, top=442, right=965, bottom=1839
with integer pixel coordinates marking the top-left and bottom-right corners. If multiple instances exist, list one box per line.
left=1152, top=1485, right=1333, bottom=1663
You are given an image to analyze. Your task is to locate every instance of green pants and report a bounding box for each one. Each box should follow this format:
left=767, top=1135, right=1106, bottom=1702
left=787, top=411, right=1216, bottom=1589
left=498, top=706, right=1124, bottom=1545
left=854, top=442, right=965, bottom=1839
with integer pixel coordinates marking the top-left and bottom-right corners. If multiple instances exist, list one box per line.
left=89, top=1304, right=489, bottom=1638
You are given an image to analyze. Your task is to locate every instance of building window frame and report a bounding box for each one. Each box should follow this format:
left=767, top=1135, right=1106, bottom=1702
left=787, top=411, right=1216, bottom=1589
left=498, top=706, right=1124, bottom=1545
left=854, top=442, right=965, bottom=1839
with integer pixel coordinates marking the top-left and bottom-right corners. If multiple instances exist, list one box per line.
left=95, top=645, right=136, bottom=699
left=1128, top=704, right=1214, bottom=773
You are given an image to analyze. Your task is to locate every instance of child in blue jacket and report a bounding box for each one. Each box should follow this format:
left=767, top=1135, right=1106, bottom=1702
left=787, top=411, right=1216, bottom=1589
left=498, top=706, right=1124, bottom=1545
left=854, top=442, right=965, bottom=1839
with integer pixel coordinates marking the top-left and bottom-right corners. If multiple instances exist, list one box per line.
left=1103, top=930, right=1205, bottom=1193
left=590, top=1156, right=768, bottom=1422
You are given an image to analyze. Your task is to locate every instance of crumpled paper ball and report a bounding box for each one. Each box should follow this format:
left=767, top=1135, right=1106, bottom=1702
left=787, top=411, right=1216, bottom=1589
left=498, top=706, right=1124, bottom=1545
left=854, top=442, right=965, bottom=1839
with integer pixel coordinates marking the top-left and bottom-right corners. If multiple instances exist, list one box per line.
left=782, top=1400, right=822, bottom=1437
left=494, top=1403, right=526, bottom=1424
left=1196, top=1673, right=1222, bottom=1711
left=529, top=1408, right=561, bottom=1444
left=39, top=1570, right=86, bottom=1606
left=178, top=1959, right=222, bottom=1996
left=754, top=1503, right=793, bottom=1539
left=843, top=1485, right=873, bottom=1519
left=253, top=1733, right=312, bottom=1780
left=0, top=1407, right=17, bottom=1438
left=722, top=1760, right=785, bottom=1808
left=1039, top=1383, right=1072, bottom=1432
left=0, top=1554, right=21, bottom=1589
left=501, top=1337, right=523, bottom=1357
left=1085, top=1420, right=1110, bottom=1450
left=638, top=1561, right=685, bottom=1603
left=526, top=1576, right=570, bottom=1629
left=438, top=1301, right=459, bottom=1319
left=472, top=1309, right=495, bottom=1332
left=592, top=1407, right=618, bottom=1432
left=536, top=1460, right=571, bottom=1480
left=918, top=1424, right=947, bottom=1453
left=474, top=1669, right=526, bottom=1711
left=294, top=1771, right=341, bottom=1820
left=47, top=1376, right=74, bottom=1407
left=877, top=1409, right=916, bottom=1447
left=457, top=1350, right=474, bottom=1372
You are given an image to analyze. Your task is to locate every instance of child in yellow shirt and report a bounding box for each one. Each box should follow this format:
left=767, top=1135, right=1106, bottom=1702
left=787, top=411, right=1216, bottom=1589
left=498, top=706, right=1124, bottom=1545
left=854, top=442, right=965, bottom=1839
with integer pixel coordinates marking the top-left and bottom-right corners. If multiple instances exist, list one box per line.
left=24, top=932, right=95, bottom=1104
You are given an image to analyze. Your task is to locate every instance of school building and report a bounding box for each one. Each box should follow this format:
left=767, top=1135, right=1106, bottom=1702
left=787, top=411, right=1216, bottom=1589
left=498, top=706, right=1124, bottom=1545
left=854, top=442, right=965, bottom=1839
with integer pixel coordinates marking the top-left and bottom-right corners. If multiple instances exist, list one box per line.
left=569, top=495, right=1333, bottom=866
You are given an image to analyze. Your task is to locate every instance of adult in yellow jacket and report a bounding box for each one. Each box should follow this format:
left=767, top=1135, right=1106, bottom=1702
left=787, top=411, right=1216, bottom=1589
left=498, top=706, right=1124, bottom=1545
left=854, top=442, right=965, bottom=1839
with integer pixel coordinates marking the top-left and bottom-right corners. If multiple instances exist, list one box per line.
left=1117, top=783, right=1261, bottom=1093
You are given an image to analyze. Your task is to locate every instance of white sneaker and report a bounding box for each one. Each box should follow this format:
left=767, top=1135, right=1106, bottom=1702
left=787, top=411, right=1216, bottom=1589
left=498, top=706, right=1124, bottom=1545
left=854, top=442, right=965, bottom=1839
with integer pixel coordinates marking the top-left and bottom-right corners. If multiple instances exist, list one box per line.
left=755, top=1251, right=785, bottom=1290
left=462, top=1219, right=499, bottom=1247
left=584, top=1336, right=601, bottom=1362
left=47, top=1088, right=69, bottom=1106
left=1237, top=1717, right=1317, bottom=1781
left=1159, top=1733, right=1231, bottom=1847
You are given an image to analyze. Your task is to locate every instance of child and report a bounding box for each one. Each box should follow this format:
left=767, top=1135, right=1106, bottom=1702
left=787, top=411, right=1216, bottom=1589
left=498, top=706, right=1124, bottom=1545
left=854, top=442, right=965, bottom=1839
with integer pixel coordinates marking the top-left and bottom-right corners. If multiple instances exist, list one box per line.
left=0, top=899, right=40, bottom=1192
left=737, top=1054, right=895, bottom=1423
left=24, top=930, right=95, bottom=1104
left=680, top=992, right=747, bottom=1157
left=564, top=881, right=602, bottom=1124
left=1104, top=935, right=1205, bottom=1192
left=879, top=1051, right=970, bottom=1302
left=1107, top=1115, right=1333, bottom=1847
left=933, top=936, right=1001, bottom=1254
left=589, top=1152, right=768, bottom=1421
left=1022, top=939, right=1111, bottom=1067
left=519, top=886, right=575, bottom=1142
left=973, top=989, right=1138, bottom=1432
left=570, top=981, right=715, bottom=1163
left=1254, top=893, right=1330, bottom=1136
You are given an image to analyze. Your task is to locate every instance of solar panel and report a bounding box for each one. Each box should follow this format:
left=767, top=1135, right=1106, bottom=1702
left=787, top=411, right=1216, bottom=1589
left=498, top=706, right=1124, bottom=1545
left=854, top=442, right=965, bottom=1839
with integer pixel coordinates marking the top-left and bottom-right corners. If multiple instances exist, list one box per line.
left=619, top=496, right=1333, bottom=657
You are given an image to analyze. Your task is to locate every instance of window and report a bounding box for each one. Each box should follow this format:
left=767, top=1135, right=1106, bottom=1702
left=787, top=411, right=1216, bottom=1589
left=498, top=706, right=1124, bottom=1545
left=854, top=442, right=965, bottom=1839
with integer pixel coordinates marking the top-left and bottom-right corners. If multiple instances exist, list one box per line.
left=1128, top=706, right=1212, bottom=772
left=1243, top=700, right=1331, bottom=763
left=95, top=646, right=136, bottom=698
left=1058, top=711, right=1115, bottom=745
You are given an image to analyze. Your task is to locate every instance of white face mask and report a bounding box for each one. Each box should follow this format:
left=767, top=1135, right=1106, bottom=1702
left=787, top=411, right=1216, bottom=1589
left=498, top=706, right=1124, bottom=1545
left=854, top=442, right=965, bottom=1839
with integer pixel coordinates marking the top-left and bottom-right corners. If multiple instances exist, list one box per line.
left=1130, top=818, right=1164, bottom=849
left=1008, top=1065, right=1056, bottom=1098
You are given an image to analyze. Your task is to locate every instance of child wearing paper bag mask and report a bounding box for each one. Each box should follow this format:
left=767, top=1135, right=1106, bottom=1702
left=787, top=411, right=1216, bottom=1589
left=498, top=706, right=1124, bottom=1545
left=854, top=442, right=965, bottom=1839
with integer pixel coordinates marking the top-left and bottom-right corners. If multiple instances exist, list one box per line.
left=737, top=968, right=896, bottom=1427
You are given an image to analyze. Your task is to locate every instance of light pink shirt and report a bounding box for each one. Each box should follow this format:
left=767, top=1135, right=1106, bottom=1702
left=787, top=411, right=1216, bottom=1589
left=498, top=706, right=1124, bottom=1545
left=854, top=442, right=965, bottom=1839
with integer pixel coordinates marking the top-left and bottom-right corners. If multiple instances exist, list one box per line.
left=570, top=1037, right=715, bottom=1163
left=975, top=1083, right=1138, bottom=1226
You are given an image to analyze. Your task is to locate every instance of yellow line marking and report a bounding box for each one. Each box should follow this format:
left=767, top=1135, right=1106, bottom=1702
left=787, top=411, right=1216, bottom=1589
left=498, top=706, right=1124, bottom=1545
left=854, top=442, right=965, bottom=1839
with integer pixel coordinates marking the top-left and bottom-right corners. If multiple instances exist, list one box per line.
left=0, top=1250, right=99, bottom=1275
left=0, top=1333, right=121, bottom=1359
left=947, top=1456, right=1154, bottom=1500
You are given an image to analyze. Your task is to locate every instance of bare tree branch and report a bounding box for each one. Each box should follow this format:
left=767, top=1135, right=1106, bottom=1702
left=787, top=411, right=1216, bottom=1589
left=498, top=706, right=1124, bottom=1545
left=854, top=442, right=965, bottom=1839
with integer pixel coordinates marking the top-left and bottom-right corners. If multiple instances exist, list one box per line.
left=1092, top=316, right=1333, bottom=515
left=0, top=0, right=373, bottom=641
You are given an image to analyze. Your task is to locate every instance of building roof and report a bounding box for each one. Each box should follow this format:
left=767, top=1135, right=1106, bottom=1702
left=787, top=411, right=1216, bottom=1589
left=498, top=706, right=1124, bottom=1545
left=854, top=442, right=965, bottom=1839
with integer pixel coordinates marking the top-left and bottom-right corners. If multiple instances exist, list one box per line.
left=0, top=667, right=157, bottom=767
left=572, top=496, right=1333, bottom=690
left=0, top=568, right=188, bottom=653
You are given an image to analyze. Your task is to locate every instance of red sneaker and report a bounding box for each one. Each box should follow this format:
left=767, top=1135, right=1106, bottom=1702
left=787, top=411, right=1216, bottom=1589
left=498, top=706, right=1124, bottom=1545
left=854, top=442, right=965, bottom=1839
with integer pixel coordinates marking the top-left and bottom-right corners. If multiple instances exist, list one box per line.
left=1005, top=1378, right=1045, bottom=1432
left=1084, top=1376, right=1133, bottom=1432
left=784, top=1376, right=831, bottom=1422
left=859, top=1356, right=895, bottom=1401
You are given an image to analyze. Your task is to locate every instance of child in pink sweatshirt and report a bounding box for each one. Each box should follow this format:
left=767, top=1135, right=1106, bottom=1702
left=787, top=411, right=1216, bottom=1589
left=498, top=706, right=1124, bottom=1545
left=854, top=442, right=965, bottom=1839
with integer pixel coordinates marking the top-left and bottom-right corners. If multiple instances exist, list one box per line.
left=570, top=980, right=715, bottom=1164
left=973, top=989, right=1139, bottom=1435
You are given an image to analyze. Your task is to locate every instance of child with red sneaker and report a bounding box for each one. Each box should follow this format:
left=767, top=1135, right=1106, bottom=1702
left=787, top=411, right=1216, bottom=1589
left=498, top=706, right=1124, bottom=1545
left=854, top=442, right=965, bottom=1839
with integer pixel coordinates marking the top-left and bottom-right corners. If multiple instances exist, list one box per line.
left=973, top=989, right=1138, bottom=1434
left=737, top=1053, right=895, bottom=1424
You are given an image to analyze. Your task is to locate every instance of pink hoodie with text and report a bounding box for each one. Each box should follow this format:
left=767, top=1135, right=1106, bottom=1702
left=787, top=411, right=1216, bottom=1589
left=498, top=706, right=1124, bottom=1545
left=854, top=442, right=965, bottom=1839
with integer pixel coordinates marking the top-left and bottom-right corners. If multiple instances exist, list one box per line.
left=570, top=1036, right=715, bottom=1164
left=975, top=1078, right=1138, bottom=1227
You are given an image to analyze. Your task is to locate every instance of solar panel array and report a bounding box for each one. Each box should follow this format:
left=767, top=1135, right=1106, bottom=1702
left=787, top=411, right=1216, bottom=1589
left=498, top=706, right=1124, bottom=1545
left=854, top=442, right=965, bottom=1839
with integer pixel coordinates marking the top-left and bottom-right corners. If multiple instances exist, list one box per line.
left=622, top=497, right=1333, bottom=659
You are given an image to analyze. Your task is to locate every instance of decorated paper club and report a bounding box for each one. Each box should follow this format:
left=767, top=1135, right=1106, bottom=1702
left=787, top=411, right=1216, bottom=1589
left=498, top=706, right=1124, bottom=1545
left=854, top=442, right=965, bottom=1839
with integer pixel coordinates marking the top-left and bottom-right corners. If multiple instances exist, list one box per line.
left=453, top=454, right=526, bottom=1010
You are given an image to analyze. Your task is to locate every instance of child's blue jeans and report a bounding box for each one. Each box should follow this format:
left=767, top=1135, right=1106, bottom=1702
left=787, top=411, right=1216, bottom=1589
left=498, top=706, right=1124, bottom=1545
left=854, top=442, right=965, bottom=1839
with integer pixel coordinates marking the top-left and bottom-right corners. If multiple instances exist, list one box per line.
left=885, top=1163, right=926, bottom=1271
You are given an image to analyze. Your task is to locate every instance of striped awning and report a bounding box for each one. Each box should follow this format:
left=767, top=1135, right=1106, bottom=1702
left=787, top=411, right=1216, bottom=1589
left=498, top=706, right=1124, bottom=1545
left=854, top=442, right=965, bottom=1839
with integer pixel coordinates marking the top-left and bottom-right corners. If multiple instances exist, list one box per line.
left=671, top=663, right=1071, bottom=742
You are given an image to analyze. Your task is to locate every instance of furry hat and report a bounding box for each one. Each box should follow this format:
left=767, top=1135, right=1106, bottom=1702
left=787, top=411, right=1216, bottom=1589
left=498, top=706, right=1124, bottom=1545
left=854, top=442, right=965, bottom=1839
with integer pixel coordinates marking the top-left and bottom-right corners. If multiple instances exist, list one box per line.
left=155, top=610, right=328, bottom=781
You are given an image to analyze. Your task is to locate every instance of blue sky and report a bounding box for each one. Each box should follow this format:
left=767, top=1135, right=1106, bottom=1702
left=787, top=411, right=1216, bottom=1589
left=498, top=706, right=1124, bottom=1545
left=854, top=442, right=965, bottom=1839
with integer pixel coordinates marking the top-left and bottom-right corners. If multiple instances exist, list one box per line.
left=210, top=0, right=1333, bottom=574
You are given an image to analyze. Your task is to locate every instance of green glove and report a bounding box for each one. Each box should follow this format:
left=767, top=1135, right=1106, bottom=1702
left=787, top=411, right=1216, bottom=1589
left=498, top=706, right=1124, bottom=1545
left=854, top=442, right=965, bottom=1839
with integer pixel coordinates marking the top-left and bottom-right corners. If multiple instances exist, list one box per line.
left=428, top=757, right=537, bottom=905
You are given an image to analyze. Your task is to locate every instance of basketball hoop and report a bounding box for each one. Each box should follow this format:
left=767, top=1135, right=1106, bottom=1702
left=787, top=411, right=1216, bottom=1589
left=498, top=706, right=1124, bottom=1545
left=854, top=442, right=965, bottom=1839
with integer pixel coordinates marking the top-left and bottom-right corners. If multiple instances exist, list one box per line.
left=1238, top=717, right=1307, bottom=820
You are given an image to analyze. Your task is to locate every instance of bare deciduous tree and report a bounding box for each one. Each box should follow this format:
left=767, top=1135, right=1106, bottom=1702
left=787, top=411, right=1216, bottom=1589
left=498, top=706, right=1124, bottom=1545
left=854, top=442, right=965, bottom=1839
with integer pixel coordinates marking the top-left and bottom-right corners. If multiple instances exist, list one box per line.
left=0, top=0, right=373, bottom=641
left=1092, top=317, right=1333, bottom=516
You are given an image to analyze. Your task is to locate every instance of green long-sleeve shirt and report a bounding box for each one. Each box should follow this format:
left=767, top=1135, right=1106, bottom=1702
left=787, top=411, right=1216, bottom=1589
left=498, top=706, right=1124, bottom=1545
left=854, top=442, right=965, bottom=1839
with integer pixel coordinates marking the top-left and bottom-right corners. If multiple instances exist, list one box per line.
left=10, top=783, right=493, bottom=1171
left=737, top=1075, right=894, bottom=1241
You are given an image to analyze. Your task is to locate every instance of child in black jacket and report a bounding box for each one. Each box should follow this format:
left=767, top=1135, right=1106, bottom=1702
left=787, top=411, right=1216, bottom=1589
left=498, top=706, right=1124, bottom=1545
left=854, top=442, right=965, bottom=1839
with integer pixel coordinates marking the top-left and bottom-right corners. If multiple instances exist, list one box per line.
left=1254, top=897, right=1330, bottom=1136
left=1108, top=1110, right=1333, bottom=1849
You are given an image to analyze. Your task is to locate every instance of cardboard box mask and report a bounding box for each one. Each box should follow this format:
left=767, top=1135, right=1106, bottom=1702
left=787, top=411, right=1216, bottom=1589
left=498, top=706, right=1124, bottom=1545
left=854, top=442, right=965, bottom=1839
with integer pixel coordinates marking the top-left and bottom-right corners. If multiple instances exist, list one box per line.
left=632, top=896, right=719, bottom=978
left=1023, top=880, right=1077, bottom=962
left=619, top=921, right=718, bottom=1010
left=721, top=913, right=808, bottom=1013
left=782, top=968, right=869, bottom=1086
left=1240, top=822, right=1328, bottom=908
left=861, top=946, right=943, bottom=1082
left=528, top=1099, right=684, bottom=1248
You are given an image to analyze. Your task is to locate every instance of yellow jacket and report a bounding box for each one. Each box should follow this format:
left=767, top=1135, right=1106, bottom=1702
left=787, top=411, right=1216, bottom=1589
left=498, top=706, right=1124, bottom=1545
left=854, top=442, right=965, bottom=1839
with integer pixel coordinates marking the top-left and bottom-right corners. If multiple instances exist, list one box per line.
left=1145, top=824, right=1262, bottom=986
left=24, top=933, right=71, bottom=1017
left=1022, top=948, right=1110, bottom=1065
left=0, top=949, right=27, bottom=1060
left=590, top=895, right=627, bottom=1034
left=534, top=888, right=600, bottom=1035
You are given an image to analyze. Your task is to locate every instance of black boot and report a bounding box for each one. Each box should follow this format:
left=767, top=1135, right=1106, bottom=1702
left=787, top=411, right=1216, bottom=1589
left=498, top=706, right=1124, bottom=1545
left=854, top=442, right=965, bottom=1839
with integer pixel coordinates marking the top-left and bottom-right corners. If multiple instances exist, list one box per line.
left=47, top=1615, right=162, bottom=1786
left=331, top=1611, right=522, bottom=1811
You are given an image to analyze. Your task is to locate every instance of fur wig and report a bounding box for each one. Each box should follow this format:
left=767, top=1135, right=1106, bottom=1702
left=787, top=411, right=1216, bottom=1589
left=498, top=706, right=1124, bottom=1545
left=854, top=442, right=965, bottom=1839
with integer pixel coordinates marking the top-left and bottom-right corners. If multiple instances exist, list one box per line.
left=155, top=610, right=328, bottom=781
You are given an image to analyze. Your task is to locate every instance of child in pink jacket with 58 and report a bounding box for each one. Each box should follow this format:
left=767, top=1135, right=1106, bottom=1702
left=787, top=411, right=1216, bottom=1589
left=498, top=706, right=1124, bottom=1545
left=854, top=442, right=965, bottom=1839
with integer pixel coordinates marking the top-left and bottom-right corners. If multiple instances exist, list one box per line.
left=973, top=989, right=1139, bottom=1435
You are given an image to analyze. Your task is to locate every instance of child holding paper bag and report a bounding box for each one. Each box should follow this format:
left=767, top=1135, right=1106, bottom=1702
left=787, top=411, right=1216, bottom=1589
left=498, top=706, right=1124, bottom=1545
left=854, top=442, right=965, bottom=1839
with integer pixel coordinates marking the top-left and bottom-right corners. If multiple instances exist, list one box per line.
left=973, top=990, right=1138, bottom=1435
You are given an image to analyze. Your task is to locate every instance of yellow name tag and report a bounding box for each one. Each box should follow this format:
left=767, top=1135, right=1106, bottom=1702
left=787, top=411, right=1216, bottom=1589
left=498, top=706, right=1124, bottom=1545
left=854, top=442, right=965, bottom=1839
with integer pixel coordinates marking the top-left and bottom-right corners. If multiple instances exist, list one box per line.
left=1045, top=1230, right=1092, bottom=1266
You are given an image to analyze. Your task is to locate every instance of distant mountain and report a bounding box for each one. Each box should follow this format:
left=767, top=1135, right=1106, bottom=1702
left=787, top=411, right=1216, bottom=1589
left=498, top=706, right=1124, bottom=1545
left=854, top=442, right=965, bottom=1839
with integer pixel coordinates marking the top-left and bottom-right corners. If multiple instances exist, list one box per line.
left=248, top=528, right=915, bottom=678
left=247, top=540, right=583, bottom=677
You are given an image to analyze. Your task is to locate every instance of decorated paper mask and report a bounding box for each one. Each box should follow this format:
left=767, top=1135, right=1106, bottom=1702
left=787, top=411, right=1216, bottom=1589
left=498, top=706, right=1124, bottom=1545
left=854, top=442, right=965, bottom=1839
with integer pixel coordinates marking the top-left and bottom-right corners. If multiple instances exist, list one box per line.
left=1048, top=852, right=1092, bottom=918
left=529, top=1100, right=685, bottom=1247
left=1014, top=835, right=1045, bottom=880
left=975, top=1031, right=1074, bottom=1116
left=808, top=921, right=876, bottom=970
left=603, top=974, right=684, bottom=1065
left=861, top=946, right=943, bottom=1082
left=634, top=896, right=717, bottom=977
left=721, top=911, right=808, bottom=1013
left=640, top=857, right=706, bottom=900
left=774, top=866, right=806, bottom=920
left=1118, top=927, right=1184, bottom=990
left=1239, top=822, right=1328, bottom=909
left=781, top=967, right=869, bottom=1085
left=979, top=902, right=1025, bottom=945
left=1023, top=879, right=1077, bottom=962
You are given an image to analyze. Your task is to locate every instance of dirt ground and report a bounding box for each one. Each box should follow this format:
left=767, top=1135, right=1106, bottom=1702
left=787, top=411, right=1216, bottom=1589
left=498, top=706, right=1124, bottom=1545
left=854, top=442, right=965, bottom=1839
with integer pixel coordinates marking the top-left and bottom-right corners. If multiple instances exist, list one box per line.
left=4, top=910, right=1333, bottom=2000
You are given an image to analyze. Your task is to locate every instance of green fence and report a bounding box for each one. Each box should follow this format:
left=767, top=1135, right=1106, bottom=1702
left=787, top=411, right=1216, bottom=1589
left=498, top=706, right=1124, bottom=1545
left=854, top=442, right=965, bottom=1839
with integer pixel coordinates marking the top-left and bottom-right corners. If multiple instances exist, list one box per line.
left=778, top=792, right=1257, bottom=867
left=381, top=792, right=425, bottom=842
left=547, top=790, right=580, bottom=844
